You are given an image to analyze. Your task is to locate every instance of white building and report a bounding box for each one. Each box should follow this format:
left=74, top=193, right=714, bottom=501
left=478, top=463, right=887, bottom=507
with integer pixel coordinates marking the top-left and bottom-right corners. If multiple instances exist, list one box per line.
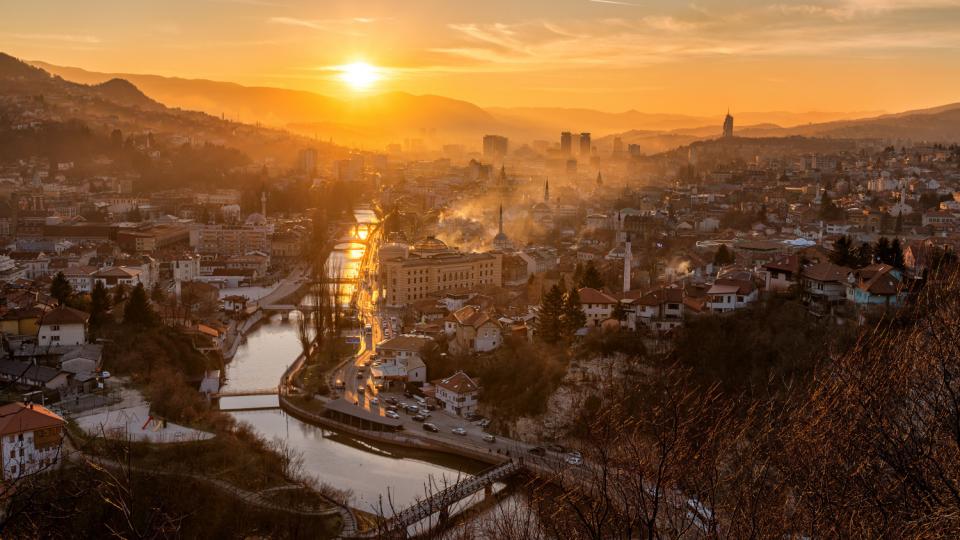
left=0, top=402, right=65, bottom=481
left=434, top=371, right=480, bottom=417
left=706, top=279, right=759, bottom=313
left=374, top=335, right=433, bottom=384
left=38, top=306, right=89, bottom=347
left=578, top=287, right=618, bottom=327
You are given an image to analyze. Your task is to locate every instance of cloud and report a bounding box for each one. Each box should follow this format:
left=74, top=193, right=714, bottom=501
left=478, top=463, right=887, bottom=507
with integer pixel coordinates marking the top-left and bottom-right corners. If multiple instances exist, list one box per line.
left=267, top=16, right=378, bottom=36
left=588, top=0, right=643, bottom=5
left=5, top=33, right=101, bottom=44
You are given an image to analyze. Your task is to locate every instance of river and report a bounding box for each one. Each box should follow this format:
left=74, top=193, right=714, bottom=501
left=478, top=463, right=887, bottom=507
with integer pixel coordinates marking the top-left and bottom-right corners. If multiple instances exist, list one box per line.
left=220, top=209, right=491, bottom=516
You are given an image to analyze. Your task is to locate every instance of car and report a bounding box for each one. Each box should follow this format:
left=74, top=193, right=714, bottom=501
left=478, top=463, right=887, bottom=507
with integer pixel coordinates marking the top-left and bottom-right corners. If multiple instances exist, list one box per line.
left=565, top=452, right=583, bottom=466
left=419, top=411, right=431, bottom=418
left=547, top=444, right=565, bottom=453
left=357, top=386, right=365, bottom=394
left=412, top=414, right=426, bottom=422
left=403, top=390, right=413, bottom=398
left=100, top=371, right=111, bottom=379
left=451, top=427, right=467, bottom=436
left=422, top=422, right=440, bottom=433
left=482, top=434, right=496, bottom=443
left=369, top=397, right=379, bottom=406
left=478, top=419, right=491, bottom=429
left=528, top=446, right=546, bottom=456
left=385, top=410, right=400, bottom=420
left=335, top=380, right=346, bottom=389
left=404, top=405, right=419, bottom=414
left=466, top=412, right=483, bottom=422
left=424, top=404, right=436, bottom=411
left=386, top=397, right=398, bottom=406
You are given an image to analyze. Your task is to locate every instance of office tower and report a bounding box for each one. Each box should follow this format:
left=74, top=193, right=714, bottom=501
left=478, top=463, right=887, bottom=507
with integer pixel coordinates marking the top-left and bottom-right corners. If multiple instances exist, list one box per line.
left=579, top=132, right=591, bottom=156
left=482, top=135, right=508, bottom=159
left=560, top=132, right=572, bottom=155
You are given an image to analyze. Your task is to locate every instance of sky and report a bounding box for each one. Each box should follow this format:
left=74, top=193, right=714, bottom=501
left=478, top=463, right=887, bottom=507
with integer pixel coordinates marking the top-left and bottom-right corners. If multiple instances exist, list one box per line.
left=2, top=0, right=960, bottom=115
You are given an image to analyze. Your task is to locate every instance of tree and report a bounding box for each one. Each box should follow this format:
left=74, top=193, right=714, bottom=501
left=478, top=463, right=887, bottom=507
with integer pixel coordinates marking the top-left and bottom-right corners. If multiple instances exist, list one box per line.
left=536, top=284, right=564, bottom=344
left=612, top=300, right=629, bottom=324
left=561, top=287, right=587, bottom=338
left=714, top=244, right=735, bottom=266
left=889, top=238, right=905, bottom=270
left=89, top=281, right=111, bottom=336
left=112, top=283, right=128, bottom=306
left=854, top=242, right=874, bottom=268
left=123, top=283, right=156, bottom=327
left=50, top=272, right=72, bottom=306
left=150, top=282, right=166, bottom=304
left=580, top=261, right=604, bottom=289
left=830, top=236, right=854, bottom=267
left=819, top=191, right=843, bottom=220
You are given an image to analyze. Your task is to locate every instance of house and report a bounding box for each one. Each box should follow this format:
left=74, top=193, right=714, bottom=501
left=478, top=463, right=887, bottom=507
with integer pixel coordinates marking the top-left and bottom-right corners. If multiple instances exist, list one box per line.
left=0, top=402, right=65, bottom=481
left=38, top=306, right=89, bottom=347
left=93, top=266, right=145, bottom=289
left=373, top=335, right=432, bottom=384
left=434, top=371, right=480, bottom=417
left=446, top=305, right=502, bottom=355
left=707, top=279, right=758, bottom=313
left=762, top=255, right=801, bottom=293
left=0, top=359, right=69, bottom=390
left=801, top=262, right=851, bottom=307
left=578, top=287, right=618, bottom=327
left=222, top=295, right=249, bottom=314
left=627, top=286, right=685, bottom=333
left=846, top=264, right=907, bottom=307
left=61, top=266, right=98, bottom=293
left=0, top=307, right=45, bottom=337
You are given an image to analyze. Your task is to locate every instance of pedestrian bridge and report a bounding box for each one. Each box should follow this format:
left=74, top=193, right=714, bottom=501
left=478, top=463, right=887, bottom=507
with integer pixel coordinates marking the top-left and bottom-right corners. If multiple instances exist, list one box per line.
left=211, top=387, right=278, bottom=399
left=350, top=459, right=523, bottom=538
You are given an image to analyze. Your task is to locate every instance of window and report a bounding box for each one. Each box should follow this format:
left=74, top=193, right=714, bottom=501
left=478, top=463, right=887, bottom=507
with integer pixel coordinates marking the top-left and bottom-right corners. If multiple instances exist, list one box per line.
left=50, top=325, right=60, bottom=331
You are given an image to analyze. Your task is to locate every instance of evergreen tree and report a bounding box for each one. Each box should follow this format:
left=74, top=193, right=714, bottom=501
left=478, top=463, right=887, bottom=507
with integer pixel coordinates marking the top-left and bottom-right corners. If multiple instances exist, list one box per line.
left=89, top=281, right=111, bottom=336
left=854, top=242, right=874, bottom=268
left=50, top=272, right=72, bottom=306
left=580, top=261, right=604, bottom=289
left=561, top=287, right=587, bottom=337
left=123, top=283, right=156, bottom=327
left=875, top=237, right=893, bottom=266
left=830, top=236, right=854, bottom=267
left=150, top=282, right=166, bottom=304
left=890, top=238, right=905, bottom=270
left=112, top=283, right=129, bottom=306
left=714, top=244, right=735, bottom=266
left=536, top=284, right=564, bottom=344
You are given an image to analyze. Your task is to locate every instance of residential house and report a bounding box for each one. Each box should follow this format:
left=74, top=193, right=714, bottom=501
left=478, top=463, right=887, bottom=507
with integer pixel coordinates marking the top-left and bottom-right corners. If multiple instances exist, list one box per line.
left=801, top=262, right=851, bottom=308
left=846, top=264, right=907, bottom=308
left=0, top=307, right=45, bottom=337
left=434, top=371, right=480, bottom=417
left=762, top=255, right=801, bottom=293
left=579, top=287, right=618, bottom=327
left=38, top=306, right=88, bottom=347
left=373, top=335, right=432, bottom=384
left=0, top=402, right=65, bottom=481
left=707, top=278, right=759, bottom=313
left=628, top=286, right=685, bottom=333
left=446, top=305, right=502, bottom=355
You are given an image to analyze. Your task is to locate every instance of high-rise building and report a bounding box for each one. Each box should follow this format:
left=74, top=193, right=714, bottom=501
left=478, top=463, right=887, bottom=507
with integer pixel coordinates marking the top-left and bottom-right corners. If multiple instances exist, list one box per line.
left=560, top=132, right=573, bottom=155
left=298, top=148, right=318, bottom=174
left=579, top=133, right=592, bottom=156
left=723, top=111, right=734, bottom=138
left=612, top=136, right=624, bottom=157
left=482, top=135, right=509, bottom=159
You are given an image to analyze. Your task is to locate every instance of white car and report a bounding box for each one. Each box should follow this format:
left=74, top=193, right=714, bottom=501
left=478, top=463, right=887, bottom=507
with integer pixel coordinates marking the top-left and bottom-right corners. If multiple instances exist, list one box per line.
left=565, top=452, right=583, bottom=466
left=385, top=410, right=400, bottom=419
left=451, top=427, right=467, bottom=436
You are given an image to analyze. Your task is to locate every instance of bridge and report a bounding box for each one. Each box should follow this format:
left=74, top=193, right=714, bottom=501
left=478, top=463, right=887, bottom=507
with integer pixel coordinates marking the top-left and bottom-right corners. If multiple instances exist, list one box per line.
left=212, top=387, right=279, bottom=399
left=350, top=459, right=523, bottom=538
left=261, top=304, right=298, bottom=312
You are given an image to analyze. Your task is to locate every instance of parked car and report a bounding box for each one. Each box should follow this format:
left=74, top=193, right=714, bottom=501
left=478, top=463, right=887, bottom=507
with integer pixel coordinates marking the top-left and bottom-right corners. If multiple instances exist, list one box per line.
left=478, top=419, right=491, bottom=429
left=386, top=397, right=398, bottom=406
left=528, top=446, right=546, bottom=456
left=369, top=397, right=379, bottom=406
left=565, top=452, right=583, bottom=466
left=422, top=422, right=440, bottom=432
left=451, top=427, right=467, bottom=436
left=385, top=410, right=400, bottom=420
left=404, top=405, right=419, bottom=414
left=412, top=414, right=426, bottom=422
left=482, top=434, right=496, bottom=443
left=466, top=412, right=483, bottom=422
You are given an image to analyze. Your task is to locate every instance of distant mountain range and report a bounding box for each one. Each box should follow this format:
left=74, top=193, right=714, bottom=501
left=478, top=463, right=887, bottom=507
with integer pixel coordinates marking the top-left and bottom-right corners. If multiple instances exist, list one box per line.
left=15, top=55, right=960, bottom=153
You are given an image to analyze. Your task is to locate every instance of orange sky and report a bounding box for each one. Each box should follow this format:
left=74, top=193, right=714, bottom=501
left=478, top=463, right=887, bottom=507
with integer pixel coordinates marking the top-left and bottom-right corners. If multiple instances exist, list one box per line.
left=3, top=0, right=960, bottom=114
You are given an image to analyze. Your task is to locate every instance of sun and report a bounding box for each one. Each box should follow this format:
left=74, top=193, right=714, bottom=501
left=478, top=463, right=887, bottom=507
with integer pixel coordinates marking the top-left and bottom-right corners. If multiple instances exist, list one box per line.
left=339, top=61, right=380, bottom=91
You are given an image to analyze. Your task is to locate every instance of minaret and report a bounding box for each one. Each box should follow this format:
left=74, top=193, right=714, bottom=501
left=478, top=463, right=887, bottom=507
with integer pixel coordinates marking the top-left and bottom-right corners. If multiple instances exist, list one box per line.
left=596, top=171, right=603, bottom=187
left=623, top=234, right=632, bottom=293
left=498, top=204, right=504, bottom=235
left=544, top=179, right=550, bottom=203
left=260, top=191, right=267, bottom=218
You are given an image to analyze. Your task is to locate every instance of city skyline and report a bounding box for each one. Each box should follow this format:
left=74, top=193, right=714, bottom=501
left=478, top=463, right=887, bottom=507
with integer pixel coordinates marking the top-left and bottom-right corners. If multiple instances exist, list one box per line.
left=3, top=0, right=960, bottom=115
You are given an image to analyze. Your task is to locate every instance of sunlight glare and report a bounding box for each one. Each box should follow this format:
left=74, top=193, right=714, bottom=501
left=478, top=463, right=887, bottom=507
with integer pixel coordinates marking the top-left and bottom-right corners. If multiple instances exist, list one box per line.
left=339, top=61, right=380, bottom=91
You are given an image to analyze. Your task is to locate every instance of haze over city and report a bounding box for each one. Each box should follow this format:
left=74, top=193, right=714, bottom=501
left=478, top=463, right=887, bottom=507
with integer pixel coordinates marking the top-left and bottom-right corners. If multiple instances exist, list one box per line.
left=1, top=1, right=960, bottom=538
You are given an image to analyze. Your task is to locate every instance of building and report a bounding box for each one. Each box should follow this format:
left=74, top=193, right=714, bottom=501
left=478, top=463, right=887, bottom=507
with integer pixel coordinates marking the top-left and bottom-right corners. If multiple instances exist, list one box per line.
left=762, top=255, right=801, bottom=293
left=373, top=335, right=432, bottom=384
left=0, top=402, right=65, bottom=481
left=846, top=264, right=907, bottom=308
left=445, top=305, right=502, bottom=355
left=380, top=237, right=502, bottom=307
left=38, top=306, right=89, bottom=347
left=706, top=279, right=758, bottom=313
left=579, top=287, right=618, bottom=327
left=579, top=132, right=591, bottom=157
left=190, top=224, right=270, bottom=257
left=491, top=205, right=512, bottom=251
left=560, top=132, right=573, bottom=155
left=723, top=110, right=734, bottom=138
left=629, top=287, right=685, bottom=333
left=434, top=371, right=480, bottom=417
left=801, top=262, right=851, bottom=307
left=482, top=135, right=508, bottom=160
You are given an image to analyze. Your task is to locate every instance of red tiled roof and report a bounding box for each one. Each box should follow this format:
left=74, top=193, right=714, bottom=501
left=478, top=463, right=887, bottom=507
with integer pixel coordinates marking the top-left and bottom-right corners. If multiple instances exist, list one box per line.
left=802, top=262, right=850, bottom=283
left=0, top=402, right=65, bottom=436
left=577, top=287, right=617, bottom=304
left=436, top=371, right=479, bottom=395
